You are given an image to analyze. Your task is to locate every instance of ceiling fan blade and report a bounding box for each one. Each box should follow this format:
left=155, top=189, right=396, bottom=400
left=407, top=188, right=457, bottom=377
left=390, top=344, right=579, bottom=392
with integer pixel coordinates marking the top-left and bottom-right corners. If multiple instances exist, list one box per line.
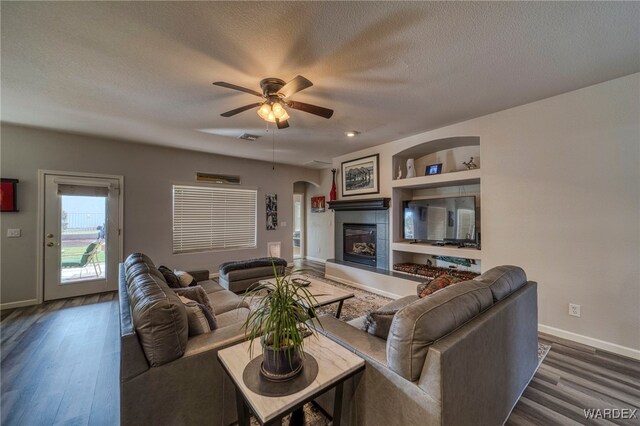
left=220, top=103, right=262, bottom=117
left=212, top=81, right=262, bottom=97
left=287, top=101, right=334, bottom=119
left=278, top=75, right=313, bottom=98
left=276, top=118, right=290, bottom=129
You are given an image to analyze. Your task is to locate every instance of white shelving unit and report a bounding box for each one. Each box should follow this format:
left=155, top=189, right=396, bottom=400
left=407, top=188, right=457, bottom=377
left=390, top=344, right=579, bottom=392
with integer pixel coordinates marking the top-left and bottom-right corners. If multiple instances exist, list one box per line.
left=391, top=242, right=482, bottom=260
left=390, top=136, right=482, bottom=270
left=391, top=169, right=481, bottom=190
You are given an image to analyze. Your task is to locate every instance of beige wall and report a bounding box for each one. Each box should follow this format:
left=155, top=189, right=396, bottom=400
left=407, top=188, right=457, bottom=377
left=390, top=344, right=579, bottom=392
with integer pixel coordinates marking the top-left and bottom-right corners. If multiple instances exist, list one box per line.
left=329, top=73, right=640, bottom=353
left=0, top=124, right=320, bottom=305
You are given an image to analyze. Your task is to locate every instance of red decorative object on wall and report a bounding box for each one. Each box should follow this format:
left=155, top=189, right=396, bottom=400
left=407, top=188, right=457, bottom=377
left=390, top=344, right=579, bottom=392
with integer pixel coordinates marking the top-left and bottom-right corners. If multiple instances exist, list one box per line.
left=330, top=168, right=337, bottom=201
left=0, top=179, right=19, bottom=212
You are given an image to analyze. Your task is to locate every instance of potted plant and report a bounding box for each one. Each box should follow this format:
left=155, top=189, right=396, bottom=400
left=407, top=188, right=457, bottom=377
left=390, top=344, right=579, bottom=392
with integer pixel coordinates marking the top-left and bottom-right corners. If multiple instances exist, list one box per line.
left=243, top=264, right=321, bottom=382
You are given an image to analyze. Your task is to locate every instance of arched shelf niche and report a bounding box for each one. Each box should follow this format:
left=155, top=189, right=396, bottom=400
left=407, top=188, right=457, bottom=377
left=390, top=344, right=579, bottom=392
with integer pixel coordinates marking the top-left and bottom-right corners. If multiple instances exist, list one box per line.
left=392, top=136, right=480, bottom=184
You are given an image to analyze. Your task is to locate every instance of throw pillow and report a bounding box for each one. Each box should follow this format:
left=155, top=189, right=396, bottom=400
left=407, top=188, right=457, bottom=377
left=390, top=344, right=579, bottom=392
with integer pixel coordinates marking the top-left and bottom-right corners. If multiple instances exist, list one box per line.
left=418, top=273, right=463, bottom=298
left=173, top=285, right=215, bottom=324
left=174, top=270, right=197, bottom=287
left=178, top=296, right=215, bottom=336
left=363, top=295, right=418, bottom=340
left=158, top=266, right=181, bottom=289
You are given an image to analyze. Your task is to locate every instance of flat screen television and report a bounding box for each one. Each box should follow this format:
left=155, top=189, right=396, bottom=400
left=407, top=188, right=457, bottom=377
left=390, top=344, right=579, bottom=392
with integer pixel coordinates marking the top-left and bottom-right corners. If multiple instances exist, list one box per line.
left=403, top=196, right=477, bottom=243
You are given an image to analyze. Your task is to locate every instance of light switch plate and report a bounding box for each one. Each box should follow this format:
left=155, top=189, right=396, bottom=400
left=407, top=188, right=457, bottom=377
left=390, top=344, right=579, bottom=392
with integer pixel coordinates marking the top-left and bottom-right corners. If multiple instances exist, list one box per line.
left=7, top=229, right=21, bottom=238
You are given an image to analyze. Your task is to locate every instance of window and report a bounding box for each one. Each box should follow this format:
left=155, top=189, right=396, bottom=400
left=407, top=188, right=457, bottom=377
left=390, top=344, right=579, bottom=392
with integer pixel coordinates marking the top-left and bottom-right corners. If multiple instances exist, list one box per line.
left=173, top=185, right=257, bottom=253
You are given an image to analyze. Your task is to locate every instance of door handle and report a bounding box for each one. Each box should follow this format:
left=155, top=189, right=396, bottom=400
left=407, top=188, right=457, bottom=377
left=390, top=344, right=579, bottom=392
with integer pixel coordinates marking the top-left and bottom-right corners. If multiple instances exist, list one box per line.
left=46, top=242, right=56, bottom=247
left=46, top=233, right=54, bottom=238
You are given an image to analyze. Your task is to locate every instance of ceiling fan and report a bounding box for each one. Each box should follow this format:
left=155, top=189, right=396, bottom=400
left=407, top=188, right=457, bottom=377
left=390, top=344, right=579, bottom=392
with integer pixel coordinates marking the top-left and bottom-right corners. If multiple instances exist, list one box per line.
left=212, top=75, right=334, bottom=129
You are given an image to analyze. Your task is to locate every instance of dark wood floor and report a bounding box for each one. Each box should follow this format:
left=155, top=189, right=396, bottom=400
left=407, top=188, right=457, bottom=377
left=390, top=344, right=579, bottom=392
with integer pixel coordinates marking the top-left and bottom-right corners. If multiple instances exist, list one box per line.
left=1, top=259, right=638, bottom=425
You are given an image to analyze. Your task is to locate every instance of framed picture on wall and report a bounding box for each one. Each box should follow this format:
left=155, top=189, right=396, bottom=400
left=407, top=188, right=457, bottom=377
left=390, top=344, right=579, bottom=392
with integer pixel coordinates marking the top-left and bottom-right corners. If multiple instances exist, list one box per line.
left=341, top=154, right=379, bottom=197
left=311, top=196, right=325, bottom=212
left=0, top=179, right=19, bottom=212
left=266, top=193, right=278, bottom=230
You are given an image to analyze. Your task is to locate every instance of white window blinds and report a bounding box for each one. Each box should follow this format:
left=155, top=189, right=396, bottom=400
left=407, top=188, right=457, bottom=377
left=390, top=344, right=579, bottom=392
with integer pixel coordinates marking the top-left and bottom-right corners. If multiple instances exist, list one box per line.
left=173, top=185, right=257, bottom=254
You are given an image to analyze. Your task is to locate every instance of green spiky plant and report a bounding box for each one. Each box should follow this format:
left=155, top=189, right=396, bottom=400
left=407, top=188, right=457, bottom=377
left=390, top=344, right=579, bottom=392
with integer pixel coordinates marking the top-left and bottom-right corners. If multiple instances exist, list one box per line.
left=242, top=263, right=322, bottom=369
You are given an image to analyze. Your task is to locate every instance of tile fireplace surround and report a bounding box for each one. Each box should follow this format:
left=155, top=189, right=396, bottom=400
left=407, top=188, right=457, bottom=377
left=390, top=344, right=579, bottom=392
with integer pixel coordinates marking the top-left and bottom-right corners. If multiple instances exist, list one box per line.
left=330, top=198, right=390, bottom=270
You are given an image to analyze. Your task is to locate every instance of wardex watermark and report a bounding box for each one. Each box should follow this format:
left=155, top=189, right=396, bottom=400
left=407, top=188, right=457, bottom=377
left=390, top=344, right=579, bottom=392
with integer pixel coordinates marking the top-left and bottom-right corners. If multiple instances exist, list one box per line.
left=584, top=408, right=638, bottom=420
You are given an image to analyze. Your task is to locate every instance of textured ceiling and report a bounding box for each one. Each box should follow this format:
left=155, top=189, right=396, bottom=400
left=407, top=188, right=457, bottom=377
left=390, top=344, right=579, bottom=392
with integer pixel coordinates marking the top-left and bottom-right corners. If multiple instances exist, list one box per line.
left=2, top=2, right=639, bottom=166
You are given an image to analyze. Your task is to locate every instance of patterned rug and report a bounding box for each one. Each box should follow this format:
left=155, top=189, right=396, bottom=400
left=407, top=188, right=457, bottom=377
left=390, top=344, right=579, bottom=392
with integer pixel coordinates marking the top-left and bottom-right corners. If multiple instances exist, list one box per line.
left=236, top=274, right=550, bottom=426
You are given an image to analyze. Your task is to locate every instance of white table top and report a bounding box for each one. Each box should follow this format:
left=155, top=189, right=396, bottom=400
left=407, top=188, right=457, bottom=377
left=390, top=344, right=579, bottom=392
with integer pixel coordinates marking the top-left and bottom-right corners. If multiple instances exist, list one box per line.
left=218, top=333, right=364, bottom=424
left=260, top=275, right=354, bottom=307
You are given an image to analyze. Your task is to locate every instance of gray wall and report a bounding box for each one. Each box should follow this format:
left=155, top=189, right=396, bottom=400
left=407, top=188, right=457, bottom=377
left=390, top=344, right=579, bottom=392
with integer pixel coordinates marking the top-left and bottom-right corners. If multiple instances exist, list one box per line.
left=0, top=124, right=320, bottom=305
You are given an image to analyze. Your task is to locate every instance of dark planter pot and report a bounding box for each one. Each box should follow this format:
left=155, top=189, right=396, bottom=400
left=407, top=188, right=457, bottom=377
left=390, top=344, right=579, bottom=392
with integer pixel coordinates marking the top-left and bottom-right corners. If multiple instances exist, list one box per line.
left=260, top=338, right=304, bottom=382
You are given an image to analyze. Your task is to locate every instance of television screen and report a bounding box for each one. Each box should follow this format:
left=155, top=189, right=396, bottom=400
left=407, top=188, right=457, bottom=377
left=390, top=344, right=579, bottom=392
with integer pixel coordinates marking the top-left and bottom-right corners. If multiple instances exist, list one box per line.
left=403, top=196, right=476, bottom=243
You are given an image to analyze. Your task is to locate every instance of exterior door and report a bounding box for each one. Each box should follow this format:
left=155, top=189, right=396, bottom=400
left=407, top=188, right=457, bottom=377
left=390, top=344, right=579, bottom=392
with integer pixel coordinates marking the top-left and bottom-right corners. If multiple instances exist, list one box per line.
left=43, top=173, right=121, bottom=301
left=293, top=193, right=304, bottom=259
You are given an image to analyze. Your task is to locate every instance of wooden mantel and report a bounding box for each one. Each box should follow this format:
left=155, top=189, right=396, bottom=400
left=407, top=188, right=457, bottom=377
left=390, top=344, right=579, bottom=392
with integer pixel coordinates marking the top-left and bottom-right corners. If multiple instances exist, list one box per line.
left=328, top=198, right=390, bottom=211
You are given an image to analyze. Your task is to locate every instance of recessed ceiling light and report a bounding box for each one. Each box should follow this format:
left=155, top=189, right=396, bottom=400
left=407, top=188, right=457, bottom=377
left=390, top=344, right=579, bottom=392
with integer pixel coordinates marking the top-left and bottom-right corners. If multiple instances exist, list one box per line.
left=345, top=131, right=360, bottom=137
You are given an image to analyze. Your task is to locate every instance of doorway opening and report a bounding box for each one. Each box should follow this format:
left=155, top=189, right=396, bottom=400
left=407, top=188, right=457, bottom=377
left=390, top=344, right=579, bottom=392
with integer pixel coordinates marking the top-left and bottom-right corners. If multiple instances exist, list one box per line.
left=293, top=193, right=303, bottom=259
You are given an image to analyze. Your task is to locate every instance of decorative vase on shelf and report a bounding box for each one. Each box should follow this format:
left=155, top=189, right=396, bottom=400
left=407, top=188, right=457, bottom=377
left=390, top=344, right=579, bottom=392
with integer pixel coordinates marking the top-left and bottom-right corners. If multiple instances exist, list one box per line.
left=330, top=168, right=337, bottom=201
left=397, top=165, right=403, bottom=180
left=406, top=159, right=416, bottom=178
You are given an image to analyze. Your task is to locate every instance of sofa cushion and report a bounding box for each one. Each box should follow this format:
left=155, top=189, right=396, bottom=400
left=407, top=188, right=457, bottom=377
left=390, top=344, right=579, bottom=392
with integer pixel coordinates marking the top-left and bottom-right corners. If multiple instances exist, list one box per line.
left=198, top=279, right=226, bottom=295
left=215, top=307, right=250, bottom=329
left=208, top=288, right=249, bottom=314
left=178, top=296, right=216, bottom=336
left=124, top=252, right=155, bottom=269
left=417, top=273, right=463, bottom=298
left=128, top=273, right=188, bottom=367
left=473, top=265, right=527, bottom=302
left=158, top=266, right=181, bottom=289
left=175, top=270, right=197, bottom=287
left=363, top=296, right=419, bottom=339
left=125, top=262, right=166, bottom=286
left=174, top=285, right=215, bottom=318
left=387, top=281, right=493, bottom=381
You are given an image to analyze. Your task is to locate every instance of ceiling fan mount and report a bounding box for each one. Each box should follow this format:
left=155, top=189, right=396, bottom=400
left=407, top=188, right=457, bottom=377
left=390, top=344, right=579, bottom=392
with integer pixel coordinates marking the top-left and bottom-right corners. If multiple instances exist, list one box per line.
left=259, top=78, right=286, bottom=98
left=213, top=75, right=334, bottom=129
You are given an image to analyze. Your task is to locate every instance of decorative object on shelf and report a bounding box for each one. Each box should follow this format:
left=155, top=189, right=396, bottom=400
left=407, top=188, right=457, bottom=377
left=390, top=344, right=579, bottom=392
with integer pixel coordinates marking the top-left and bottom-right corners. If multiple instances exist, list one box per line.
left=266, top=193, right=278, bottom=230
left=406, top=158, right=416, bottom=178
left=425, top=163, right=443, bottom=175
left=0, top=179, right=19, bottom=212
left=341, top=154, right=379, bottom=197
left=242, top=263, right=321, bottom=382
left=195, top=172, right=241, bottom=185
left=311, top=196, right=325, bottom=213
left=463, top=157, right=478, bottom=170
left=330, top=168, right=337, bottom=201
left=397, top=165, right=403, bottom=180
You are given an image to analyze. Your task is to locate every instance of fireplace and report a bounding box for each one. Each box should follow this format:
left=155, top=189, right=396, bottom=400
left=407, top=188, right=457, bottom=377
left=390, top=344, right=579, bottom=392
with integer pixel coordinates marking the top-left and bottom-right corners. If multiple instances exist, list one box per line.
left=343, top=224, right=377, bottom=267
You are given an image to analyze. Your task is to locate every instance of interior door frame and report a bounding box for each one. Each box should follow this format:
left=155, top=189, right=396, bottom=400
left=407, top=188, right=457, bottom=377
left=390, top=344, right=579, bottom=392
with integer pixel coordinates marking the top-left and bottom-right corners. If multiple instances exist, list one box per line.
left=36, top=170, right=124, bottom=304
left=293, top=192, right=305, bottom=259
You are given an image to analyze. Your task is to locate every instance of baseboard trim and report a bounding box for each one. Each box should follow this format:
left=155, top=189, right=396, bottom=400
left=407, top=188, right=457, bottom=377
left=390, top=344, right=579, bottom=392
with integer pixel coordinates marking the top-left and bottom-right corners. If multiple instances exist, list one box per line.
left=1, top=299, right=38, bottom=310
left=304, top=256, right=327, bottom=264
left=325, top=273, right=400, bottom=300
left=538, top=324, right=640, bottom=361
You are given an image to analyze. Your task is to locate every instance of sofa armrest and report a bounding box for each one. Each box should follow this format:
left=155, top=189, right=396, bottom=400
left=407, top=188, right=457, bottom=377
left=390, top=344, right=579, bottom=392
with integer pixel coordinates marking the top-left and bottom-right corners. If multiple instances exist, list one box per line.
left=187, top=269, right=210, bottom=283
left=183, top=323, right=246, bottom=357
left=313, top=315, right=387, bottom=366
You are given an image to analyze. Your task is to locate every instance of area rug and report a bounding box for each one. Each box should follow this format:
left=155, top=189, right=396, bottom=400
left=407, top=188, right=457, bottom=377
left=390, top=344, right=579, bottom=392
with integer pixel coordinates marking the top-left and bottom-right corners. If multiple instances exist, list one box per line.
left=238, top=274, right=551, bottom=426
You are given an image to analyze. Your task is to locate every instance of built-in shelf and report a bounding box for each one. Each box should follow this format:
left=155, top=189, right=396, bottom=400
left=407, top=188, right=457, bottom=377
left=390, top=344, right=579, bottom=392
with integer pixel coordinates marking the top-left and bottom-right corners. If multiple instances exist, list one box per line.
left=391, top=241, right=482, bottom=260
left=391, top=169, right=480, bottom=189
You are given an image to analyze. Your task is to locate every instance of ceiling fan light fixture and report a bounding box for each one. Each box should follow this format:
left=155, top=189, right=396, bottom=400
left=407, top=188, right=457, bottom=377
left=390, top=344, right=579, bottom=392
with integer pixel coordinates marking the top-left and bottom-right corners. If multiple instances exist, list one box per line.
left=257, top=103, right=272, bottom=121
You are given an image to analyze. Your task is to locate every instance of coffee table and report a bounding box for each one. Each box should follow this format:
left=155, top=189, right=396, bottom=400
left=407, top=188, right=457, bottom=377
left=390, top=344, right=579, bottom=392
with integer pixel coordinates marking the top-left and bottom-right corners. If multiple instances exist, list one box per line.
left=260, top=275, right=354, bottom=318
left=218, top=333, right=364, bottom=426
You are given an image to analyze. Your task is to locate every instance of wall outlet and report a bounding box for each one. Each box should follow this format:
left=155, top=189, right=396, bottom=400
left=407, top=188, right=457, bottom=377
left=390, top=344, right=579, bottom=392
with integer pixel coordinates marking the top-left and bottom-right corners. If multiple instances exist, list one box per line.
left=569, top=303, right=581, bottom=317
left=7, top=228, right=21, bottom=238
left=317, top=247, right=321, bottom=254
